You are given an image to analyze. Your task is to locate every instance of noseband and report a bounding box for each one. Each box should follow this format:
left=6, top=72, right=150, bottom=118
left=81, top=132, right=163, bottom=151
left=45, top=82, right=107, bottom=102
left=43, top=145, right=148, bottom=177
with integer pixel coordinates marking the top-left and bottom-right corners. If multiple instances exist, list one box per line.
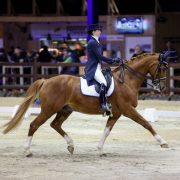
left=151, top=61, right=168, bottom=92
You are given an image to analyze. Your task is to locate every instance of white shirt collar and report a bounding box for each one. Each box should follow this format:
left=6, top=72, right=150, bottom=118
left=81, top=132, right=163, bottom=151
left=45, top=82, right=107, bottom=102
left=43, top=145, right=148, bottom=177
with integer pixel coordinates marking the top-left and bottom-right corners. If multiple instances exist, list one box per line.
left=92, top=36, right=100, bottom=43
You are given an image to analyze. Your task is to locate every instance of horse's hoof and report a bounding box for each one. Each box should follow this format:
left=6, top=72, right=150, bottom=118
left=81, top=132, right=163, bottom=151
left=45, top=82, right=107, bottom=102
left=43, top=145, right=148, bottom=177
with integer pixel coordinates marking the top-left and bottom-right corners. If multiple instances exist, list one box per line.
left=26, top=153, right=33, bottom=157
left=161, top=143, right=169, bottom=148
left=67, top=146, right=74, bottom=154
left=24, top=149, right=33, bottom=157
left=100, top=153, right=107, bottom=157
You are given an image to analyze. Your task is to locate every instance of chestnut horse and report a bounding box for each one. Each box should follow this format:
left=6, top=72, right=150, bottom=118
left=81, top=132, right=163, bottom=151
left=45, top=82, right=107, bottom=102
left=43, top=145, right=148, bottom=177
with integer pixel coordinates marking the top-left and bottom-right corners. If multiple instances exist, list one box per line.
left=2, top=53, right=169, bottom=157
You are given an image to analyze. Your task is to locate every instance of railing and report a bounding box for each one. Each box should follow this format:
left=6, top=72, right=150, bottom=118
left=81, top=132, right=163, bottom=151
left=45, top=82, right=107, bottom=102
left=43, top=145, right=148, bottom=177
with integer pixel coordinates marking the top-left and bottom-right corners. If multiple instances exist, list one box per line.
left=167, top=63, right=180, bottom=94
left=0, top=62, right=180, bottom=94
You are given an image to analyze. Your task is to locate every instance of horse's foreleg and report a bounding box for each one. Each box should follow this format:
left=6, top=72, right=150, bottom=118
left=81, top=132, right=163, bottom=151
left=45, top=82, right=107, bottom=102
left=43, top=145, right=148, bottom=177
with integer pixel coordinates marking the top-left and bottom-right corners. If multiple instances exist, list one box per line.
left=124, top=107, right=168, bottom=148
left=50, top=107, right=74, bottom=154
left=24, top=112, right=51, bottom=157
left=98, top=115, right=120, bottom=156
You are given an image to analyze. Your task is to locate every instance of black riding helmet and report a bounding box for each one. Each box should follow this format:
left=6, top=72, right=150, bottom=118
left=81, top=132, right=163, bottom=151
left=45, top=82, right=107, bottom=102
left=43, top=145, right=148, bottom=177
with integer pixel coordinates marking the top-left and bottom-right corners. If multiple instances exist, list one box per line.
left=87, top=24, right=102, bottom=35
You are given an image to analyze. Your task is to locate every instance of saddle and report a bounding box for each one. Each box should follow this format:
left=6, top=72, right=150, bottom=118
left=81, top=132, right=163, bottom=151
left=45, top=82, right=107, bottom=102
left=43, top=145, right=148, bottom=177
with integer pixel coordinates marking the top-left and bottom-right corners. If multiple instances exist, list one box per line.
left=80, top=67, right=115, bottom=97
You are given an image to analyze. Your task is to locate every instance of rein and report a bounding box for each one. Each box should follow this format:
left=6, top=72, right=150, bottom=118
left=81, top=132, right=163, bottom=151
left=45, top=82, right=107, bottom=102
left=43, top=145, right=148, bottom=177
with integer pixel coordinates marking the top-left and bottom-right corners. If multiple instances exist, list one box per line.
left=118, top=63, right=154, bottom=88
left=118, top=61, right=167, bottom=91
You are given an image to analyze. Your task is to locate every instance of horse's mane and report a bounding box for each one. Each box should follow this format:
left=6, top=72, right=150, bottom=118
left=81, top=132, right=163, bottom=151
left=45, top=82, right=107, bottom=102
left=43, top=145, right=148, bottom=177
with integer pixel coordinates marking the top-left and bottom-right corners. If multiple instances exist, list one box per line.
left=112, top=53, right=159, bottom=73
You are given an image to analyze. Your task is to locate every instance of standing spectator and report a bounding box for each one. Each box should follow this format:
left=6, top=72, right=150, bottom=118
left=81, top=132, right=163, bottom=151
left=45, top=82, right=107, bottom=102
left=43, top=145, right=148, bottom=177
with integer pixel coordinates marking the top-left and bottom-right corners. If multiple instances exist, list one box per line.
left=162, top=41, right=180, bottom=88
left=162, top=41, right=179, bottom=63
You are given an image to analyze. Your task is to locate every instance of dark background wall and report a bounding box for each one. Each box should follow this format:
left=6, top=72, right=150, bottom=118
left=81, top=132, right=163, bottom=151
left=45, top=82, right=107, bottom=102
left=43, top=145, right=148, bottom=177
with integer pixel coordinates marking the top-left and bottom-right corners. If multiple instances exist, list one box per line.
left=156, top=13, right=180, bottom=54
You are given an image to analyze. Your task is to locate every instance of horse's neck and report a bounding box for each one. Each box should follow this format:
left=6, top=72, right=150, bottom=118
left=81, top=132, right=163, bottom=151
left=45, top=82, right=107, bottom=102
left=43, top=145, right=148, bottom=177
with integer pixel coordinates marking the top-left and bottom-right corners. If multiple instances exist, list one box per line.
left=124, top=58, right=150, bottom=91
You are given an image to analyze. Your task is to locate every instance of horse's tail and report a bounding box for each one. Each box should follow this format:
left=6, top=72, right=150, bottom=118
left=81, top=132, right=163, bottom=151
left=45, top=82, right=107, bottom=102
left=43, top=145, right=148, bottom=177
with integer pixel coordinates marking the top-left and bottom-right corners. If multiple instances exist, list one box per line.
left=2, top=79, right=45, bottom=134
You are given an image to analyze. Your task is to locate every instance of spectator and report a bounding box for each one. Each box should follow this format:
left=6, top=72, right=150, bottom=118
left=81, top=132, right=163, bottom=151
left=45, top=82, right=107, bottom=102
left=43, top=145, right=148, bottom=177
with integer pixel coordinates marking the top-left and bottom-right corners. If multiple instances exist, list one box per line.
left=162, top=41, right=179, bottom=63
left=10, top=47, right=25, bottom=62
left=0, top=48, right=9, bottom=85
left=79, top=47, right=88, bottom=63
left=7, top=46, right=15, bottom=61
left=26, top=50, right=37, bottom=62
left=0, top=48, right=8, bottom=62
left=74, top=42, right=85, bottom=62
left=132, top=44, right=146, bottom=87
left=38, top=45, right=54, bottom=63
left=61, top=48, right=78, bottom=75
left=132, top=44, right=146, bottom=58
left=162, top=41, right=180, bottom=88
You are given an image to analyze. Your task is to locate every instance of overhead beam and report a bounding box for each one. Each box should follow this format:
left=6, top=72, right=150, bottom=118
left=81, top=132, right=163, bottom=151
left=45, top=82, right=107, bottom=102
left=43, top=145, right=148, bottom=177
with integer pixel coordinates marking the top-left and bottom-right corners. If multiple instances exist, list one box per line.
left=7, top=0, right=15, bottom=15
left=82, top=0, right=87, bottom=15
left=0, top=16, right=88, bottom=23
left=108, top=0, right=119, bottom=15
left=56, top=0, right=65, bottom=15
left=155, top=0, right=162, bottom=16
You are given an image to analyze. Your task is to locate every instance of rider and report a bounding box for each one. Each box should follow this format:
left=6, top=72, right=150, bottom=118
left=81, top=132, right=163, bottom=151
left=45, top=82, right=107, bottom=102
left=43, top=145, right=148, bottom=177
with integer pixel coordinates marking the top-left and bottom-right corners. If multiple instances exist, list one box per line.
left=85, top=23, right=120, bottom=113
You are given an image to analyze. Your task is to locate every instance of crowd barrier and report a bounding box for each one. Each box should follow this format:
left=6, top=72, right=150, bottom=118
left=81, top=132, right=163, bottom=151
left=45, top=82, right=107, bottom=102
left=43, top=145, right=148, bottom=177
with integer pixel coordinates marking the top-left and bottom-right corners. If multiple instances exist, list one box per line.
left=0, top=105, right=180, bottom=122
left=0, top=62, right=180, bottom=94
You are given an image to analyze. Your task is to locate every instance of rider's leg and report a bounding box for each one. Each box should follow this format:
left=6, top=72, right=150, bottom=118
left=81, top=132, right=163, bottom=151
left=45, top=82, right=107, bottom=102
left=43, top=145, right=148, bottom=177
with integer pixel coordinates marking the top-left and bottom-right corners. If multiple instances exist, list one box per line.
left=94, top=64, right=108, bottom=112
left=94, top=64, right=107, bottom=86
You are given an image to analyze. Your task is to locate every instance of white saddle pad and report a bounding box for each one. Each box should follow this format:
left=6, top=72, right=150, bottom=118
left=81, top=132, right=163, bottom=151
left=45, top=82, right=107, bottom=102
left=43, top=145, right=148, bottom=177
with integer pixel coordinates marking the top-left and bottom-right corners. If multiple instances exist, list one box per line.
left=80, top=77, right=114, bottom=97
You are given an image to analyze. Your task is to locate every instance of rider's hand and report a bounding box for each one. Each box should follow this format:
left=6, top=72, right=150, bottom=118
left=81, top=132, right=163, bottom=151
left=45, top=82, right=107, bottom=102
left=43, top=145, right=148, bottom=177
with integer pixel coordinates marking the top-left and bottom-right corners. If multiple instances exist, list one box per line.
left=112, top=57, right=121, bottom=64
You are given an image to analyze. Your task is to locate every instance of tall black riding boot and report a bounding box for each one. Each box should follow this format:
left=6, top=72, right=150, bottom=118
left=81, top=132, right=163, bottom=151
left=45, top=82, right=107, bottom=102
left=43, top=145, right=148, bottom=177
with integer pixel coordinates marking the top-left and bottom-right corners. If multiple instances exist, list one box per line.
left=99, top=83, right=109, bottom=113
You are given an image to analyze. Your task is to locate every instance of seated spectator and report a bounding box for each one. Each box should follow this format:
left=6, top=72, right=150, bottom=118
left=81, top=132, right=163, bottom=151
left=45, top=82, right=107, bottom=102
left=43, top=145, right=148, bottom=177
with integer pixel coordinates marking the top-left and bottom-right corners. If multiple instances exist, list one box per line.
left=10, top=47, right=25, bottom=62
left=162, top=41, right=179, bottom=63
left=38, top=45, right=54, bottom=63
left=7, top=46, right=15, bottom=61
left=0, top=48, right=9, bottom=85
left=74, top=42, right=85, bottom=62
left=26, top=50, right=38, bottom=62
left=61, top=48, right=78, bottom=75
left=132, top=44, right=146, bottom=87
left=132, top=44, right=146, bottom=58
left=0, top=48, right=8, bottom=62
left=79, top=47, right=88, bottom=63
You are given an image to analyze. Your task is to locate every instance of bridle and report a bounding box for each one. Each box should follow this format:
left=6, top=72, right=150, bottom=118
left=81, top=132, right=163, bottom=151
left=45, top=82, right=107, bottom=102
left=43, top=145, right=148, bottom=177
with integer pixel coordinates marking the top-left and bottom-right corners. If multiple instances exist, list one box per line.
left=151, top=59, right=168, bottom=92
left=118, top=54, right=168, bottom=92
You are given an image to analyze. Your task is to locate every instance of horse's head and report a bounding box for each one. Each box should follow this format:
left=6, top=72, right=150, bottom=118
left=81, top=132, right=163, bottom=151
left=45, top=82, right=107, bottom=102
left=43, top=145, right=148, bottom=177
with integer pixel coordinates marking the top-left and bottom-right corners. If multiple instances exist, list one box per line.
left=149, top=52, right=169, bottom=92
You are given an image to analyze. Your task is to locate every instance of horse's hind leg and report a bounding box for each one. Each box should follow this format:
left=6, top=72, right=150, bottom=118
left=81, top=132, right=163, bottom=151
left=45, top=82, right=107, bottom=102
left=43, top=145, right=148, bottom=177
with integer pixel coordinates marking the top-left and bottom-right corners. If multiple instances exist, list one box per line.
left=50, top=106, right=74, bottom=154
left=24, top=112, right=51, bottom=157
left=124, top=107, right=168, bottom=148
left=98, top=115, right=121, bottom=156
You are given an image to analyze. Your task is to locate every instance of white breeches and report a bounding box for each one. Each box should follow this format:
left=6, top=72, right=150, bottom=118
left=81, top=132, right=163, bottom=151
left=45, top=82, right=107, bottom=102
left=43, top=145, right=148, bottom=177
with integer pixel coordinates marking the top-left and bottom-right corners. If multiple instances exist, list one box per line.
left=94, top=64, right=107, bottom=86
